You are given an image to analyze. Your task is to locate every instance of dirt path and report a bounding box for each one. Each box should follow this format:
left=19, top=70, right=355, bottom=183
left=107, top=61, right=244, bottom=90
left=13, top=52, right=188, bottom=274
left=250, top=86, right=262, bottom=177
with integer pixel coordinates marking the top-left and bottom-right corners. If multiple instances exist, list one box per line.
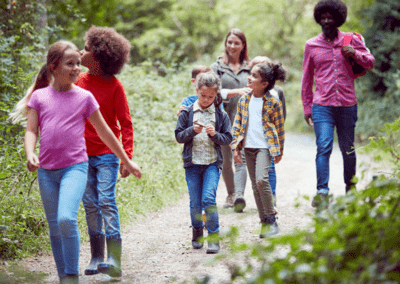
left=20, top=133, right=376, bottom=283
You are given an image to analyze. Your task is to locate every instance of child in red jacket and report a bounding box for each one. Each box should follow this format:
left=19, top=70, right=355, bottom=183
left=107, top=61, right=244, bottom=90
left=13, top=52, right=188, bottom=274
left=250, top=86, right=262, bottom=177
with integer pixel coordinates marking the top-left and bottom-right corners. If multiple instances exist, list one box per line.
left=76, top=26, right=135, bottom=277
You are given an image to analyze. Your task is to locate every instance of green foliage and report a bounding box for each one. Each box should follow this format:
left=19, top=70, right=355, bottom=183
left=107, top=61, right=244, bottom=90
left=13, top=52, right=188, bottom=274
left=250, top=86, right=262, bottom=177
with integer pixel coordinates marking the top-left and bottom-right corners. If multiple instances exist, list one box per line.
left=0, top=1, right=50, bottom=259
left=356, top=0, right=400, bottom=138
left=115, top=62, right=190, bottom=221
left=45, top=0, right=227, bottom=65
left=203, top=117, right=400, bottom=283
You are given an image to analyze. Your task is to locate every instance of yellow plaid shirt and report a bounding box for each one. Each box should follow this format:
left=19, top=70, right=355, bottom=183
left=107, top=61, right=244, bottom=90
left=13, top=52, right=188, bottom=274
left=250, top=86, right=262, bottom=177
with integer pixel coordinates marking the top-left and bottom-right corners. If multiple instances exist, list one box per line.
left=231, top=92, right=285, bottom=156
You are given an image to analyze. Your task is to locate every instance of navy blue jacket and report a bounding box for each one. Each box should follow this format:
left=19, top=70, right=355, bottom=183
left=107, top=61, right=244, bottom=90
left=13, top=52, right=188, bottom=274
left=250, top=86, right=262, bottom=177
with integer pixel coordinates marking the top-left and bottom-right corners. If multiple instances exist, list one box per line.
left=175, top=104, right=232, bottom=169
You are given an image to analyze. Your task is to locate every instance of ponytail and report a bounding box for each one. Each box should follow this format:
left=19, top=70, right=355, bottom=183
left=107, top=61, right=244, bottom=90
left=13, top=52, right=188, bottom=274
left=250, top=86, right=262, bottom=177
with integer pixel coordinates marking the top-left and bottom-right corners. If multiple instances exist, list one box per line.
left=9, top=40, right=78, bottom=125
left=254, top=62, right=287, bottom=92
left=9, top=64, right=51, bottom=124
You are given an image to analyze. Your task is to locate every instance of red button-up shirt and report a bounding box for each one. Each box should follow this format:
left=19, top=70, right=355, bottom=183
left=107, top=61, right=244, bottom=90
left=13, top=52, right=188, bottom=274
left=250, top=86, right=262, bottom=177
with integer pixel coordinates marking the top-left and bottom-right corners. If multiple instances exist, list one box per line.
left=301, top=30, right=375, bottom=115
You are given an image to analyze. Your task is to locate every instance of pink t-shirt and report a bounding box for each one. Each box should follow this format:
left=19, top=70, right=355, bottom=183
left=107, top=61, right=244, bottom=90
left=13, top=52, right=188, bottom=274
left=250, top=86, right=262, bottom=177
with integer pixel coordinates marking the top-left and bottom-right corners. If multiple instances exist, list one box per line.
left=27, top=86, right=99, bottom=169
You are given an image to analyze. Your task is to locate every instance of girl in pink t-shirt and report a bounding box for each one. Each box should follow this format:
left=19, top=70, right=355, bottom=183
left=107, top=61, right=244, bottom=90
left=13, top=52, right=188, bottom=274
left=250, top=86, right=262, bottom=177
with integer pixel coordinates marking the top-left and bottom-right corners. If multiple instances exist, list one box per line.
left=10, top=40, right=142, bottom=284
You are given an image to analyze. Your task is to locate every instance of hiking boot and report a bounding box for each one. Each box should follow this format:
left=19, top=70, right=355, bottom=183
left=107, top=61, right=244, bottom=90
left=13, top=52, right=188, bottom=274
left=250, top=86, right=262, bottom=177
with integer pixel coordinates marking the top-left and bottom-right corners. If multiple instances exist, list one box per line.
left=206, top=233, right=220, bottom=254
left=260, top=215, right=279, bottom=238
left=345, top=184, right=356, bottom=193
left=60, top=274, right=79, bottom=284
left=206, top=241, right=220, bottom=254
left=192, top=226, right=204, bottom=249
left=84, top=234, right=105, bottom=275
left=233, top=194, right=246, bottom=213
left=98, top=237, right=122, bottom=277
left=223, top=194, right=235, bottom=208
left=311, top=193, right=328, bottom=208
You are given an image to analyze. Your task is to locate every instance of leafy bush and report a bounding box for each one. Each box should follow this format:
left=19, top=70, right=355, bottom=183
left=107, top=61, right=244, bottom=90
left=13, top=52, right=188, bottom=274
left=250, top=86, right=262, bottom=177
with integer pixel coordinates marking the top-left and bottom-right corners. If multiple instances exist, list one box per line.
left=207, top=117, right=400, bottom=283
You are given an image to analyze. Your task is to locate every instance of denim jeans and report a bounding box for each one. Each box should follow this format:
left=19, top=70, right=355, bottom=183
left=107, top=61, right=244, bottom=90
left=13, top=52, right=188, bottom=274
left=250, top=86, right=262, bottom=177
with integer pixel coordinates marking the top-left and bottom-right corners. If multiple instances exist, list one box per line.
left=269, top=157, right=276, bottom=196
left=82, top=153, right=121, bottom=239
left=244, top=148, right=275, bottom=219
left=312, top=104, right=357, bottom=194
left=37, top=162, right=88, bottom=277
left=185, top=163, right=220, bottom=235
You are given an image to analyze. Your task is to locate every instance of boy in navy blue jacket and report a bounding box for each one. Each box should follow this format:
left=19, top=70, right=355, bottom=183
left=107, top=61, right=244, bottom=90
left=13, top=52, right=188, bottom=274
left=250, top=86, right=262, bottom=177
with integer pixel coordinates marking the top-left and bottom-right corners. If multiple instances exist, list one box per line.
left=175, top=72, right=232, bottom=254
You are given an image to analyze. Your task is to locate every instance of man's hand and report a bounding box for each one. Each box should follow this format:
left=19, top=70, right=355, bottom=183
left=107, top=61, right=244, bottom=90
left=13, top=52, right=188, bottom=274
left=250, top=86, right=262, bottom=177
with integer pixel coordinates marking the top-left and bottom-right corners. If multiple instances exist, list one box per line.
left=304, top=114, right=314, bottom=127
left=341, top=45, right=356, bottom=60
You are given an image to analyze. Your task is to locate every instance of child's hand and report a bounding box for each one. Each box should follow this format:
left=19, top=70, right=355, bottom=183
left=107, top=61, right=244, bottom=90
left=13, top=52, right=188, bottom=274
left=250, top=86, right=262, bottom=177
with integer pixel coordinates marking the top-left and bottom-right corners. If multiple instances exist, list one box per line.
left=119, top=163, right=130, bottom=178
left=177, top=105, right=185, bottom=116
left=205, top=125, right=215, bottom=137
left=233, top=150, right=243, bottom=164
left=275, top=155, right=282, bottom=164
left=193, top=123, right=204, bottom=134
left=26, top=153, right=40, bottom=172
left=124, top=160, right=142, bottom=179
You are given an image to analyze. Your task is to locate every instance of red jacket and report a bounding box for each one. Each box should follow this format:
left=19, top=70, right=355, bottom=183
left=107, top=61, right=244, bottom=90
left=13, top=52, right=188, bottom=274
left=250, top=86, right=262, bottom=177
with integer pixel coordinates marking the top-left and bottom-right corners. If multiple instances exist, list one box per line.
left=76, top=72, right=133, bottom=160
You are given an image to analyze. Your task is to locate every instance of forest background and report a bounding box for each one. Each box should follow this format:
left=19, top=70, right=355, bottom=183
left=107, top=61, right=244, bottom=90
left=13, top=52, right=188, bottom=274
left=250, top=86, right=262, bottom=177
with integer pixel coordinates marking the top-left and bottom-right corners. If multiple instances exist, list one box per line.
left=1, top=0, right=400, bottom=282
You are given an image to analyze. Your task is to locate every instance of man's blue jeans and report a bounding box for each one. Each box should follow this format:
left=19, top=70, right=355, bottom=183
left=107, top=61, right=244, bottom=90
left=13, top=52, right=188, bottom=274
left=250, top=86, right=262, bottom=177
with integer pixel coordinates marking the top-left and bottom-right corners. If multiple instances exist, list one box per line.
left=82, top=154, right=121, bottom=239
left=37, top=162, right=88, bottom=277
left=185, top=163, right=220, bottom=235
left=312, top=104, right=357, bottom=195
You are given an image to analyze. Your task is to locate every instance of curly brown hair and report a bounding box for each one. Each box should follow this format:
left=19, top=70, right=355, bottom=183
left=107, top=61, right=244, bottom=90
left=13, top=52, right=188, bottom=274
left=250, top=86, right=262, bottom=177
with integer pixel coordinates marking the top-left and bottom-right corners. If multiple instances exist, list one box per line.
left=84, top=26, right=131, bottom=75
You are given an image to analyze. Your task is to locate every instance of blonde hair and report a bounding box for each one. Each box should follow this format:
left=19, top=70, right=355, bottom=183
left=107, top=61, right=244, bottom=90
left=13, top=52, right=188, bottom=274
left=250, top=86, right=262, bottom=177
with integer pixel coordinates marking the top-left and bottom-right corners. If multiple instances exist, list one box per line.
left=251, top=56, right=272, bottom=67
left=9, top=40, right=79, bottom=124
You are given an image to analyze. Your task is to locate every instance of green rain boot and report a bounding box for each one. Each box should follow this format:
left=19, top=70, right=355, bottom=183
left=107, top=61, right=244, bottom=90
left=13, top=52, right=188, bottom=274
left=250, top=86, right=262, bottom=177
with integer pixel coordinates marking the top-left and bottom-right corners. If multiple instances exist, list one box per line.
left=97, top=237, right=122, bottom=277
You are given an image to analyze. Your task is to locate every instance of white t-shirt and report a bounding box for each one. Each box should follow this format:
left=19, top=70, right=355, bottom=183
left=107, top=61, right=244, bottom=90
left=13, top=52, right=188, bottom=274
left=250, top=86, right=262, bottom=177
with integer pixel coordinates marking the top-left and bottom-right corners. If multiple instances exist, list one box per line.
left=244, top=96, right=268, bottom=149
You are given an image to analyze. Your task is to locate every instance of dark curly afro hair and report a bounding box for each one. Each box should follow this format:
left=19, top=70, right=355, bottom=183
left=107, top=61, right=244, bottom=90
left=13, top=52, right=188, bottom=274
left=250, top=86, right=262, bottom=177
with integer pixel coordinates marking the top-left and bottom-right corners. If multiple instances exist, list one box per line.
left=84, top=26, right=131, bottom=76
left=314, top=0, right=347, bottom=28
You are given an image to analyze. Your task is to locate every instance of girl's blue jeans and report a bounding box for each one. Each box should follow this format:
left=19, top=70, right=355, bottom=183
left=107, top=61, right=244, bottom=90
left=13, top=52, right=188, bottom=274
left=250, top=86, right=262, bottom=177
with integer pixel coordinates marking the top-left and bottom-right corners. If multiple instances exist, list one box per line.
left=82, top=153, right=121, bottom=239
left=185, top=163, right=220, bottom=235
left=312, top=104, right=357, bottom=195
left=37, top=162, right=88, bottom=277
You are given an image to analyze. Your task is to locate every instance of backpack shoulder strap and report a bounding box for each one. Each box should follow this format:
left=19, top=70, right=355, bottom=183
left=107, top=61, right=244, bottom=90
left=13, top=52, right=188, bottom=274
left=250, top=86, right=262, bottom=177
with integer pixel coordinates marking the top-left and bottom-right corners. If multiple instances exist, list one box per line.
left=343, top=33, right=353, bottom=46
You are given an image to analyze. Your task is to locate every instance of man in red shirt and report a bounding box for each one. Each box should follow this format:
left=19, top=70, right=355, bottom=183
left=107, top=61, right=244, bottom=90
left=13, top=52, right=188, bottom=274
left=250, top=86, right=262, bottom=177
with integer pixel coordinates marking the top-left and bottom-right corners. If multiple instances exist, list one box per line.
left=301, top=0, right=375, bottom=207
left=77, top=26, right=134, bottom=277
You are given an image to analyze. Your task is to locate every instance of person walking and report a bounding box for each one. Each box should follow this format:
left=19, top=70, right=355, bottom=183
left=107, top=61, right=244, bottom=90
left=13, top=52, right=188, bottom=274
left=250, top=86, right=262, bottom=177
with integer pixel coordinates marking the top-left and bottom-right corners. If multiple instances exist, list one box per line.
left=211, top=28, right=252, bottom=210
left=301, top=0, right=374, bottom=207
left=10, top=40, right=141, bottom=284
left=175, top=72, right=232, bottom=254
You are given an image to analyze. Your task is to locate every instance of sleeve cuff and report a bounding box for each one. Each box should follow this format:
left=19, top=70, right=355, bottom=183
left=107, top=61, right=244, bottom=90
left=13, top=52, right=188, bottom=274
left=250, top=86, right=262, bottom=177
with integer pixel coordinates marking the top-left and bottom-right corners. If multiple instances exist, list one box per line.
left=221, top=89, right=229, bottom=100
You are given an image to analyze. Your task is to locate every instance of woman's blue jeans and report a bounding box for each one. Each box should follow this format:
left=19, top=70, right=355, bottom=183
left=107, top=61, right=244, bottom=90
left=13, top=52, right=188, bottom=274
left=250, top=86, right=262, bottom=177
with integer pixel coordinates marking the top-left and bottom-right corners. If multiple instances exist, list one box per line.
left=269, top=157, right=276, bottom=196
left=82, top=154, right=121, bottom=239
left=185, top=163, right=220, bottom=235
left=312, top=104, right=357, bottom=195
left=37, top=162, right=88, bottom=277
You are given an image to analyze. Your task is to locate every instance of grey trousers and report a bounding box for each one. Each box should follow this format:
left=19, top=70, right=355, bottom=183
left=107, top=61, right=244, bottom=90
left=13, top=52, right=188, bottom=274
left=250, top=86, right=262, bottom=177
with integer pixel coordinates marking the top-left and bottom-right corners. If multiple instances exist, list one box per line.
left=244, top=148, right=275, bottom=218
left=221, top=144, right=247, bottom=197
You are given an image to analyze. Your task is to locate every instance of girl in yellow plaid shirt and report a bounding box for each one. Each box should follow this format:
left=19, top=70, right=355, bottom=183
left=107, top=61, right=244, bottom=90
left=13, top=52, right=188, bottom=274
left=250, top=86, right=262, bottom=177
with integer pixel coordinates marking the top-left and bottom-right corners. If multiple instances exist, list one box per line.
left=231, top=62, right=286, bottom=237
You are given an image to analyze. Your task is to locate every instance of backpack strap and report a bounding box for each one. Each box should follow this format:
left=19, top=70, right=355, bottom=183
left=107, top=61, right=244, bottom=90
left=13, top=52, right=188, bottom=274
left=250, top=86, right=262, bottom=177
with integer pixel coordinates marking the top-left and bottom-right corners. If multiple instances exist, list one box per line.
left=343, top=32, right=363, bottom=46
left=343, top=33, right=353, bottom=46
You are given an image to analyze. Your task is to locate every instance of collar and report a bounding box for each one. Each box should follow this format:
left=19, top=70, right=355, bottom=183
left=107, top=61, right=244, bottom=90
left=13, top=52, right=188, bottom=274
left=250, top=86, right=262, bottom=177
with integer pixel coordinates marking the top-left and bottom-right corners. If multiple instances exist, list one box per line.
left=193, top=101, right=216, bottom=114
left=217, top=57, right=251, bottom=72
left=321, top=29, right=343, bottom=44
